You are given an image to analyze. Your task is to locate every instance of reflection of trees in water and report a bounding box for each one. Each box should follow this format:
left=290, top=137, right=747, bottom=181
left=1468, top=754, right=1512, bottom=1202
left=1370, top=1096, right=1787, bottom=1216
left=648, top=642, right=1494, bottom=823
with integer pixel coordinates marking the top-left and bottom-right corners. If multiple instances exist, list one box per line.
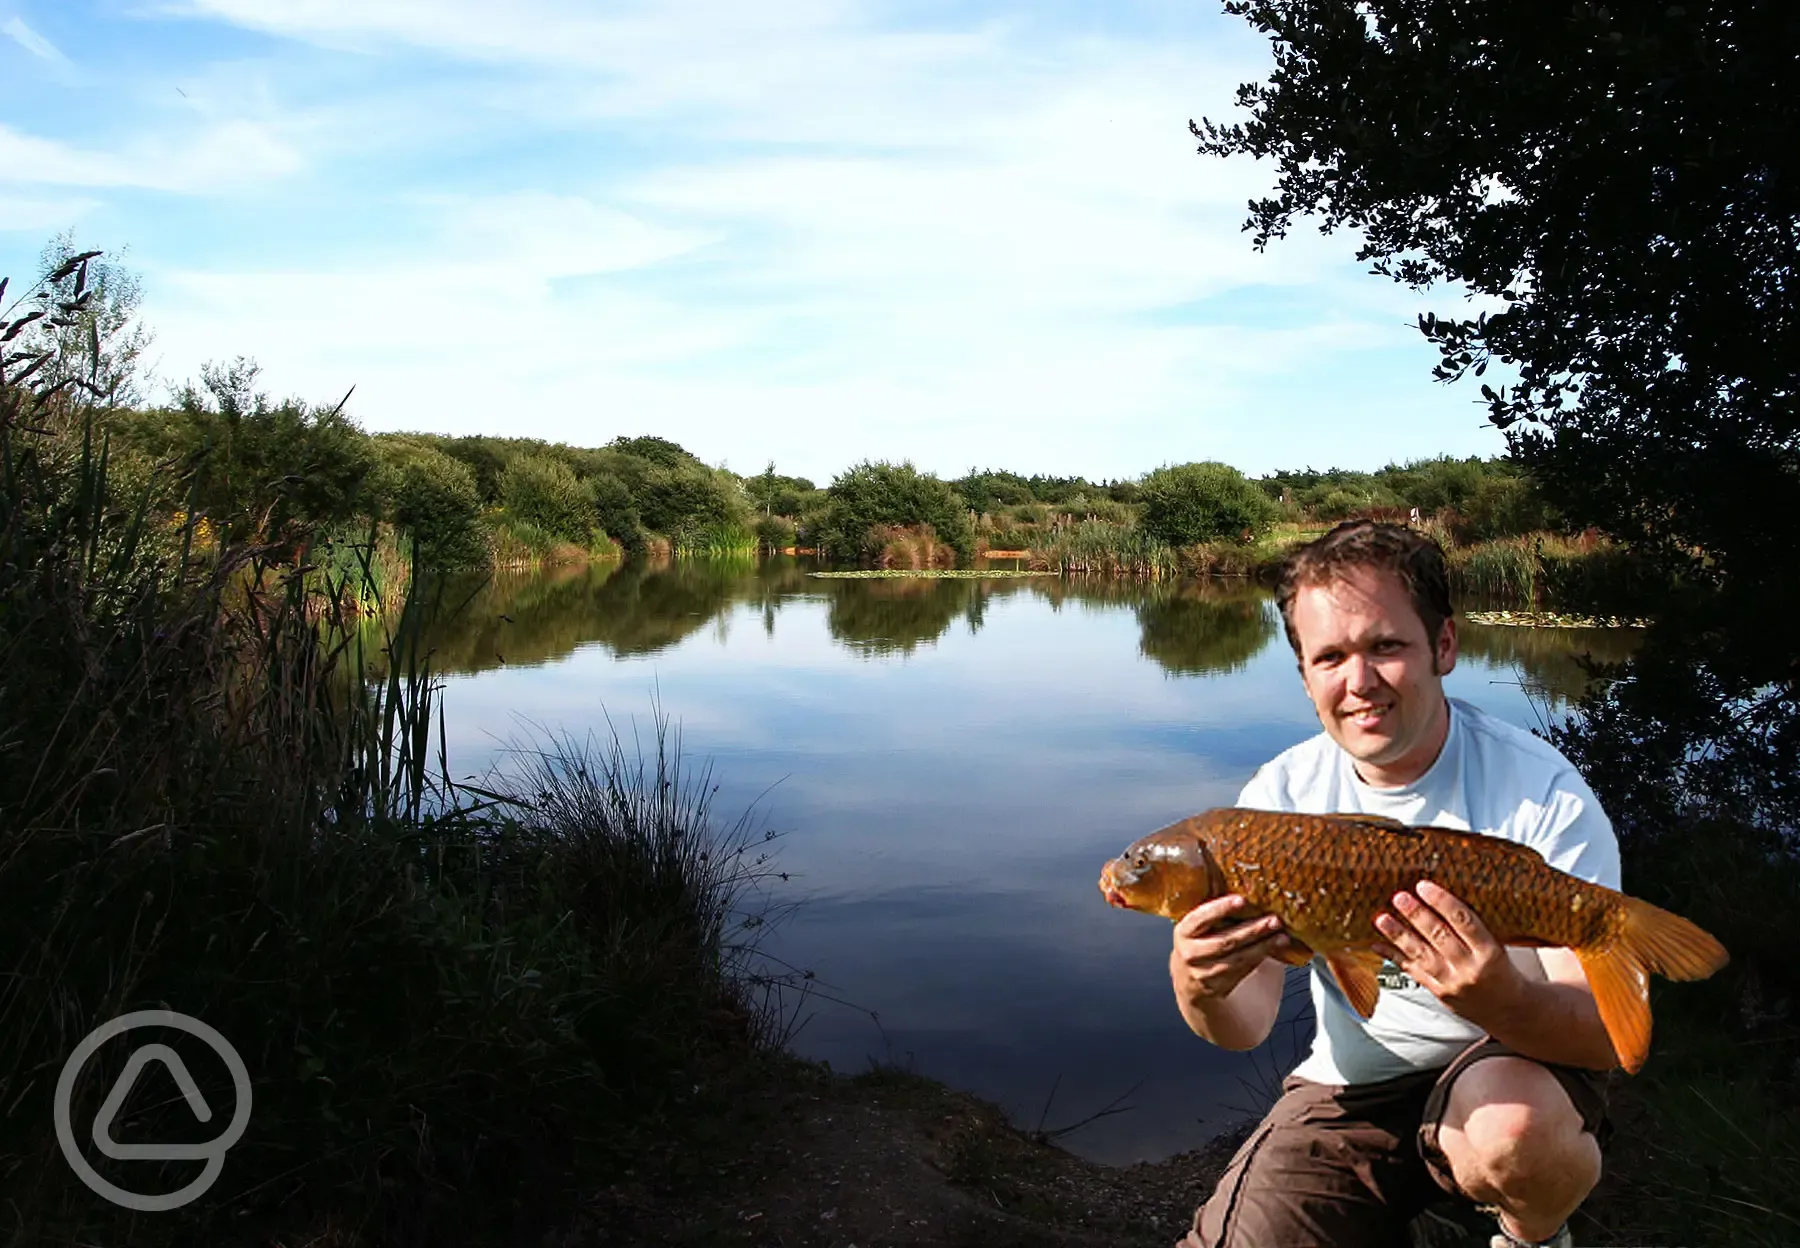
left=1130, top=583, right=1278, bottom=677
left=415, top=562, right=1641, bottom=692
left=423, top=559, right=792, bottom=674
left=1456, top=620, right=1641, bottom=708
left=822, top=578, right=1034, bottom=657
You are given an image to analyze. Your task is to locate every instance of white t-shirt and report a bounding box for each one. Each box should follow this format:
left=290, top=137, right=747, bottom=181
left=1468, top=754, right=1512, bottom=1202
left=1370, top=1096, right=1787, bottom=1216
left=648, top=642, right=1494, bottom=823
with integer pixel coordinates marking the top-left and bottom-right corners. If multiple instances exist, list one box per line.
left=1237, top=697, right=1621, bottom=1086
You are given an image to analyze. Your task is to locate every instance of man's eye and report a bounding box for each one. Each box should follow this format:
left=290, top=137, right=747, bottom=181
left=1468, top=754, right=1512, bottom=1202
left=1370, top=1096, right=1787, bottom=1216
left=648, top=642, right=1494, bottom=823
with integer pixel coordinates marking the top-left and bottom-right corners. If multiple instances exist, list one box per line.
left=1375, top=640, right=1403, bottom=653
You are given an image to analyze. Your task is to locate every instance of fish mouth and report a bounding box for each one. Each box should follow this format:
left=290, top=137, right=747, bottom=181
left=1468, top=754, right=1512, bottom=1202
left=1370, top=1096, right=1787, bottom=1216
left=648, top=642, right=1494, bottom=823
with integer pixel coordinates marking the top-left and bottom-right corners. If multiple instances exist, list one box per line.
left=1098, top=860, right=1138, bottom=909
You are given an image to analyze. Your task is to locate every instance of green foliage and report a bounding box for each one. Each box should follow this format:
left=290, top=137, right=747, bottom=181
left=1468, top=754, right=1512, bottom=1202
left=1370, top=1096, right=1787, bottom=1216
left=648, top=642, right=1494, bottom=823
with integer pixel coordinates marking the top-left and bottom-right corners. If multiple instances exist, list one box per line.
left=14, top=231, right=154, bottom=405
left=754, top=514, right=797, bottom=552
left=749, top=462, right=819, bottom=517
left=0, top=308, right=790, bottom=1242
left=818, top=460, right=974, bottom=563
left=607, top=433, right=694, bottom=468
left=953, top=469, right=1110, bottom=511
left=112, top=357, right=375, bottom=547
left=1035, top=518, right=1177, bottom=579
left=501, top=453, right=593, bottom=544
left=376, top=440, right=487, bottom=569
left=634, top=459, right=748, bottom=536
left=1138, top=461, right=1278, bottom=546
left=671, top=520, right=756, bottom=558
left=589, top=470, right=646, bottom=554
left=1197, top=0, right=1797, bottom=619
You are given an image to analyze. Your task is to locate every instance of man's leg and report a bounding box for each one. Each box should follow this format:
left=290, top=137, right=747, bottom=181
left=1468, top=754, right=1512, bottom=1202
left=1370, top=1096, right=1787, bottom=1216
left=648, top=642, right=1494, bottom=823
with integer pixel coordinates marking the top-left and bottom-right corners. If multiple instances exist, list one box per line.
left=1423, top=1054, right=1604, bottom=1245
left=1184, top=1074, right=1438, bottom=1248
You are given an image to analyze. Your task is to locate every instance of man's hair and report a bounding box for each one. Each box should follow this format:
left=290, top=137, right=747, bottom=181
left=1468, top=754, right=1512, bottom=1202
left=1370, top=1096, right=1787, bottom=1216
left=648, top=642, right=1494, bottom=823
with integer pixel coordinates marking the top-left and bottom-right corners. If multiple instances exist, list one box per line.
left=1276, top=520, right=1454, bottom=657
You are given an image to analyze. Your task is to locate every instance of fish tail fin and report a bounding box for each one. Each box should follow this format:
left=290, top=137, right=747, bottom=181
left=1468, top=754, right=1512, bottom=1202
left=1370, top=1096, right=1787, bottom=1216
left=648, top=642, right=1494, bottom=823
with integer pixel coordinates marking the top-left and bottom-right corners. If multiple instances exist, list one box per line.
left=1616, top=895, right=1730, bottom=982
left=1577, top=897, right=1729, bottom=1075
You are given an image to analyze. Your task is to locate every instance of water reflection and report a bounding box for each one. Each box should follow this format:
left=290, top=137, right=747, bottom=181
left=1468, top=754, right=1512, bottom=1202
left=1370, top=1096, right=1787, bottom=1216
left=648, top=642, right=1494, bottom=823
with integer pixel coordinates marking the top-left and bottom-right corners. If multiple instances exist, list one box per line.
left=826, top=577, right=1034, bottom=657
left=1457, top=619, right=1640, bottom=707
left=1133, top=583, right=1277, bottom=677
left=419, top=561, right=1636, bottom=705
left=424, top=559, right=799, bottom=672
left=429, top=559, right=1645, bottom=1165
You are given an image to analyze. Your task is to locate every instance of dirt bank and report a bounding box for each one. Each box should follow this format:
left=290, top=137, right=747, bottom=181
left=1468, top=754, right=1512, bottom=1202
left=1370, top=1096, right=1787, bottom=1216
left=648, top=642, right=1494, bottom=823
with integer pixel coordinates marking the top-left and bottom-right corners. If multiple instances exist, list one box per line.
left=550, top=1053, right=1677, bottom=1248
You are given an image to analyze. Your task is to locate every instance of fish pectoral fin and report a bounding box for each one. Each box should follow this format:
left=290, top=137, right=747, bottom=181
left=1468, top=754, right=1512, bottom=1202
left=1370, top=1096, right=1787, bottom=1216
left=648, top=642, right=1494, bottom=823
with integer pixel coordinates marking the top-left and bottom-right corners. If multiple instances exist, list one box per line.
left=1324, top=949, right=1385, bottom=1018
left=1577, top=895, right=1730, bottom=1076
left=1273, top=937, right=1315, bottom=967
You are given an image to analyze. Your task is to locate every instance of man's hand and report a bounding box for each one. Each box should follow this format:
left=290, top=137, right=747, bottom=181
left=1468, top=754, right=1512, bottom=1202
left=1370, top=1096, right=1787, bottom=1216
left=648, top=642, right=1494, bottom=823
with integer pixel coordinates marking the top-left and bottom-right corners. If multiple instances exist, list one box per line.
left=1171, top=895, right=1288, bottom=1005
left=1372, top=879, right=1526, bottom=1025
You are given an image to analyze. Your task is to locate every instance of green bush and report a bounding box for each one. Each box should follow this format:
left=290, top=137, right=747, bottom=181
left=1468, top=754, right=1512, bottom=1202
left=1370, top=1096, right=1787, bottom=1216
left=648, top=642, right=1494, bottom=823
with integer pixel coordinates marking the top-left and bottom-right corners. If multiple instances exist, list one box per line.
left=817, top=460, right=974, bottom=563
left=754, top=514, right=797, bottom=551
left=589, top=471, right=646, bottom=555
left=1138, top=461, right=1279, bottom=546
left=634, top=460, right=746, bottom=536
left=501, top=453, right=592, bottom=543
left=379, top=443, right=487, bottom=568
left=1454, top=474, right=1562, bottom=541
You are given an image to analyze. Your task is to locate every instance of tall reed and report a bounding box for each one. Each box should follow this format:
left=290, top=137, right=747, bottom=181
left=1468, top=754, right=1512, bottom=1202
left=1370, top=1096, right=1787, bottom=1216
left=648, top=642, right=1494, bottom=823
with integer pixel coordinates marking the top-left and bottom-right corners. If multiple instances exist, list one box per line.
left=672, top=519, right=757, bottom=558
left=1032, top=519, right=1178, bottom=579
left=0, top=266, right=790, bottom=1246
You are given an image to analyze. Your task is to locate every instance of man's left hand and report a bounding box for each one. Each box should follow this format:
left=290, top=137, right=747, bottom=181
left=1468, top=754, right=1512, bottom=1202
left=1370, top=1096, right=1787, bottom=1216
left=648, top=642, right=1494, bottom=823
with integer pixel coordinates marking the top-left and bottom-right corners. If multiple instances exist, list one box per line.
left=1372, top=879, right=1526, bottom=1024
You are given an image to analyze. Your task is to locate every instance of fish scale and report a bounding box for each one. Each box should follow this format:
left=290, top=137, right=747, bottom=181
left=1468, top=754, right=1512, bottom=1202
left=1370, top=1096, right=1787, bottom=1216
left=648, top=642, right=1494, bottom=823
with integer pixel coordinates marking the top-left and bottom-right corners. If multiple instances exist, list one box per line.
left=1099, top=808, right=1728, bottom=1074
left=1205, top=810, right=1609, bottom=953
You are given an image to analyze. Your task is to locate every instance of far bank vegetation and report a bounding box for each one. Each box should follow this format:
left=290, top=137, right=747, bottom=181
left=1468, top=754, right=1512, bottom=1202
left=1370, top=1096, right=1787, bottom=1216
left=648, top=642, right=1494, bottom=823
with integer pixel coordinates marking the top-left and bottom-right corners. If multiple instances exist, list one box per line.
left=23, top=236, right=1648, bottom=615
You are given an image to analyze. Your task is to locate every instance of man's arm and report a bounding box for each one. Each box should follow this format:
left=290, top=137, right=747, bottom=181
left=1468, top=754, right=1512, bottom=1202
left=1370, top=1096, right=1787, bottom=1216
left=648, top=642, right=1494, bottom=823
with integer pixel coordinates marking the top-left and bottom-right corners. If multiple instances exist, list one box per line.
left=1170, top=895, right=1289, bottom=1050
left=1374, top=880, right=1619, bottom=1070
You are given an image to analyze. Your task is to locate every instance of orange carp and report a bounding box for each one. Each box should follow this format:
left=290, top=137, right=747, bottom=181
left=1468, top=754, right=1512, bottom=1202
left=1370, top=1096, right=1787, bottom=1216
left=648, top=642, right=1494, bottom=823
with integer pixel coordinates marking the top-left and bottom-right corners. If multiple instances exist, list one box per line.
left=1098, top=807, right=1728, bottom=1073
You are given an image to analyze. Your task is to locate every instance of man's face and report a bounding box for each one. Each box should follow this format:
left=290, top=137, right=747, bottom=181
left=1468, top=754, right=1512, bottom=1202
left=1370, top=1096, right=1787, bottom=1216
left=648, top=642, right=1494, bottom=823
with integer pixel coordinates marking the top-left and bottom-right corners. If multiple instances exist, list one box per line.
left=1289, top=565, right=1457, bottom=786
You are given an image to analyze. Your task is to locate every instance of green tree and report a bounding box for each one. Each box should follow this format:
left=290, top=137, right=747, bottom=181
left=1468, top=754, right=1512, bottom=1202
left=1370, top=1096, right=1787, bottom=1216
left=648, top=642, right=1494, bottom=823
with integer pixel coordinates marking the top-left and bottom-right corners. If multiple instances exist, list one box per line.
left=501, top=454, right=592, bottom=543
left=589, top=471, right=646, bottom=555
left=1137, top=462, right=1278, bottom=546
left=378, top=442, right=487, bottom=568
left=144, top=358, right=373, bottom=545
left=1194, top=1, right=1797, bottom=609
left=12, top=232, right=153, bottom=405
left=632, top=460, right=746, bottom=535
left=606, top=434, right=694, bottom=469
left=816, top=461, right=974, bottom=563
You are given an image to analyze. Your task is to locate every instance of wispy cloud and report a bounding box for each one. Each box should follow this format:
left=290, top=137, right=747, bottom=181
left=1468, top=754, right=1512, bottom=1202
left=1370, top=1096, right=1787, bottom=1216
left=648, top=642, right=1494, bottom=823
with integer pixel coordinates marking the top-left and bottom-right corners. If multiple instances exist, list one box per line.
left=0, top=120, right=301, bottom=192
left=6, top=0, right=1505, bottom=479
left=3, top=15, right=70, bottom=67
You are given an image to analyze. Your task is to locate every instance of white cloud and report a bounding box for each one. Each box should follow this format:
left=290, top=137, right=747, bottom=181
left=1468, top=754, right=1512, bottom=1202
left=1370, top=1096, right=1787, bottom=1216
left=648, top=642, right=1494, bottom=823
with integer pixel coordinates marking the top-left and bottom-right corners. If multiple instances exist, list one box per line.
left=0, top=192, right=100, bottom=233
left=0, top=120, right=301, bottom=192
left=3, top=15, right=70, bottom=66
left=113, top=1, right=1496, bottom=478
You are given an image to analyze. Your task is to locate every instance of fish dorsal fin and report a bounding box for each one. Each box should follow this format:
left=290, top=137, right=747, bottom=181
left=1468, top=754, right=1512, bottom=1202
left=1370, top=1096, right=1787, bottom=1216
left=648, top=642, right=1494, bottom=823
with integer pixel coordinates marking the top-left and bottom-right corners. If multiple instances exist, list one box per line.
left=1408, top=824, right=1549, bottom=861
left=1334, top=812, right=1407, bottom=828
left=1332, top=813, right=1419, bottom=835
left=1324, top=949, right=1385, bottom=1018
left=1335, top=814, right=1551, bottom=862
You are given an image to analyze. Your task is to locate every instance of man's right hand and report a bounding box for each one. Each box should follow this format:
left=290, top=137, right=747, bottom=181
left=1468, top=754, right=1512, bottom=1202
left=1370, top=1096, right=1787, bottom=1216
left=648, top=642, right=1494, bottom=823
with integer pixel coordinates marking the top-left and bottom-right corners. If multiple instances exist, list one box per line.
left=1169, top=895, right=1289, bottom=1049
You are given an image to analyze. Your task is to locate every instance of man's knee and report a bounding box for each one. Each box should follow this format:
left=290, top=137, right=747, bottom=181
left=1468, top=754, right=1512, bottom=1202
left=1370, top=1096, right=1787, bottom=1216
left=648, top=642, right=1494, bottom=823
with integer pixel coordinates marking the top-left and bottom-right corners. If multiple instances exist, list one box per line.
left=1438, top=1058, right=1600, bottom=1203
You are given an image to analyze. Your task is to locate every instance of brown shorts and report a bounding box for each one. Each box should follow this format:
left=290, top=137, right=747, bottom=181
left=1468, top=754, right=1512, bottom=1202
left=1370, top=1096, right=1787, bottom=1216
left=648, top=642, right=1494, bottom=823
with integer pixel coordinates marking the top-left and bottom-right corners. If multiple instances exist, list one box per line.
left=1182, top=1039, right=1609, bottom=1248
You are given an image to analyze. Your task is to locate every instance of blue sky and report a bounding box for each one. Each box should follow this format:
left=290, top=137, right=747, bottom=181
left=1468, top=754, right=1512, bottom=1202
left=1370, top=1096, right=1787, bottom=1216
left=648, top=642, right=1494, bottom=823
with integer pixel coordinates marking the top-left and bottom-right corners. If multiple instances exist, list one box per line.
left=0, top=0, right=1510, bottom=485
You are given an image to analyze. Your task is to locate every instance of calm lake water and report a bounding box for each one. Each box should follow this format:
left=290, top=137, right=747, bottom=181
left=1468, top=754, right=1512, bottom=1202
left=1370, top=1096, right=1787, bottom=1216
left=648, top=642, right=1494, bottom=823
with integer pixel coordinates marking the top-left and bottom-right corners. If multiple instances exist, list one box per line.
left=424, top=558, right=1637, bottom=1165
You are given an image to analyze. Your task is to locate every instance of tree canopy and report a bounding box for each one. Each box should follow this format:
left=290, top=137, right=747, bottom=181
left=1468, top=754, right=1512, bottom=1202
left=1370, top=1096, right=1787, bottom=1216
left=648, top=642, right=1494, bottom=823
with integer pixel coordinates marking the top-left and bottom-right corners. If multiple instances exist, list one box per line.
left=1195, top=0, right=1798, bottom=617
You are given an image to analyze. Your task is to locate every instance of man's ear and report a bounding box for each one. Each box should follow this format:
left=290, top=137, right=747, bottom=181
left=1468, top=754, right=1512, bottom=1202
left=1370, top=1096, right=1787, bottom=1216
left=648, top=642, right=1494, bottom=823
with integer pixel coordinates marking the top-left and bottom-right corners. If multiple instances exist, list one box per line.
left=1434, top=616, right=1459, bottom=676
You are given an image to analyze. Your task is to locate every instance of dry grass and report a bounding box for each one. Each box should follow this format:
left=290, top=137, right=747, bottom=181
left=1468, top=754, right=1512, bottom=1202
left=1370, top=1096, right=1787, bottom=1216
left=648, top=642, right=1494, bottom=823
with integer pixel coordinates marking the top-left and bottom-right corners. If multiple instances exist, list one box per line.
left=872, top=523, right=958, bottom=569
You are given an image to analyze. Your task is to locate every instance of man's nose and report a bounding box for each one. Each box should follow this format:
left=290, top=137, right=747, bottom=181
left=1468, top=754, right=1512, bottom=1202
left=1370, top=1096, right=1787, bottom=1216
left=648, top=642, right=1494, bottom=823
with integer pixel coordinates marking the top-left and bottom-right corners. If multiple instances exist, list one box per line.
left=1344, top=652, right=1382, bottom=694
